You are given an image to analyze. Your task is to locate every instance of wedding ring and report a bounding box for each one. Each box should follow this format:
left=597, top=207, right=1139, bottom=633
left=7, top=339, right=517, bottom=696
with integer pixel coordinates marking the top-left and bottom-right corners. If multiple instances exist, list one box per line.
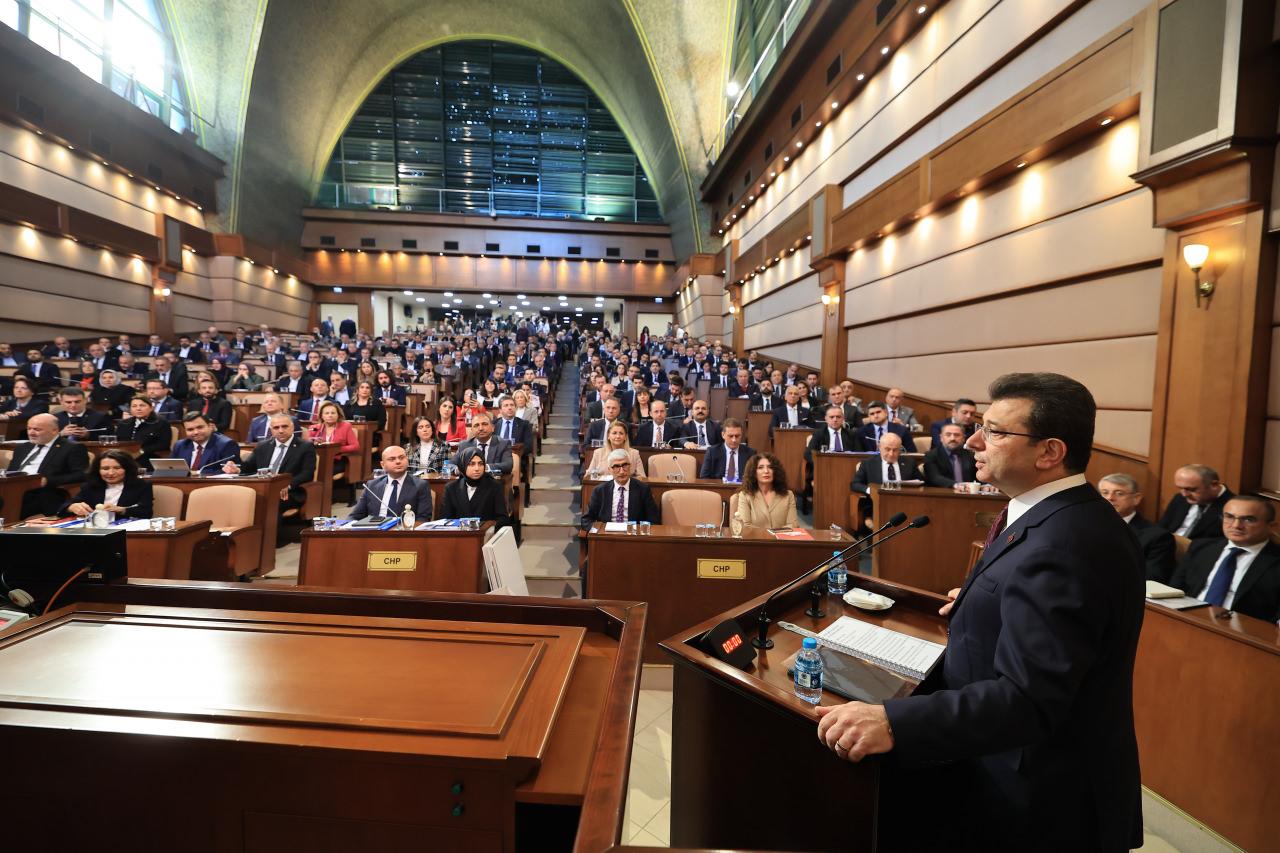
left=834, top=742, right=848, bottom=753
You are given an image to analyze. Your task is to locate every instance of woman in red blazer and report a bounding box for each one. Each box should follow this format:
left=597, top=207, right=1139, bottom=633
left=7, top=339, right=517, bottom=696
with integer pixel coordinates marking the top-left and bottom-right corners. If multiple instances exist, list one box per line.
left=308, top=401, right=361, bottom=474
left=435, top=397, right=468, bottom=444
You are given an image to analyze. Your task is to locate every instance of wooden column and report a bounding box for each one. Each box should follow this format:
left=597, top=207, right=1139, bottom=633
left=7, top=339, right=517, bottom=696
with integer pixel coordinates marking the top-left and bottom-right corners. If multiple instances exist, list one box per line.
left=816, top=261, right=846, bottom=386
left=622, top=298, right=639, bottom=340
left=728, top=283, right=744, bottom=354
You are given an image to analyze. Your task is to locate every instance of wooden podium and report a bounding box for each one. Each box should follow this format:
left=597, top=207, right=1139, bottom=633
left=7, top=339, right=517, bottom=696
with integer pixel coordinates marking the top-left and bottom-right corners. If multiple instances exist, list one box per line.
left=1, top=579, right=647, bottom=853
left=298, top=523, right=492, bottom=593
left=660, top=574, right=949, bottom=852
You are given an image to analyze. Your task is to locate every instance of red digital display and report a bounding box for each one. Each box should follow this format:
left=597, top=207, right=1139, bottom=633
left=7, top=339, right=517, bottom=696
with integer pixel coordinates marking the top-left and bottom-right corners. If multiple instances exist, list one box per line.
left=721, top=633, right=743, bottom=654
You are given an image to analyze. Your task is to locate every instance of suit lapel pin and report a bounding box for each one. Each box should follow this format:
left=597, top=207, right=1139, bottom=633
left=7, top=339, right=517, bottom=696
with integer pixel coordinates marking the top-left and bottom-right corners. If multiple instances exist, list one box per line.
left=1006, top=534, right=1015, bottom=544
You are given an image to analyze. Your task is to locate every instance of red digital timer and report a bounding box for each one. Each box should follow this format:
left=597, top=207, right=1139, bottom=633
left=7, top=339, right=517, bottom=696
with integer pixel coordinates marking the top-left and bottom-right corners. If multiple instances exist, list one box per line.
left=721, top=633, right=743, bottom=654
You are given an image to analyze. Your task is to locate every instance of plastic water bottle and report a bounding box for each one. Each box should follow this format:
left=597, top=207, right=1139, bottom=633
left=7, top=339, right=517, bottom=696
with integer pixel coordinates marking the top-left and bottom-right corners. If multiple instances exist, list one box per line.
left=401, top=504, right=415, bottom=530
left=794, top=637, right=823, bottom=704
left=826, top=550, right=848, bottom=595
left=90, top=504, right=110, bottom=528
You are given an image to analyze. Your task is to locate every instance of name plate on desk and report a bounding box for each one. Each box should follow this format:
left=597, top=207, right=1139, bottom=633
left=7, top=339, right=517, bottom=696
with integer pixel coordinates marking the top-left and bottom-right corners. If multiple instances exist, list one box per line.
left=697, top=558, right=745, bottom=579
left=367, top=551, right=417, bottom=571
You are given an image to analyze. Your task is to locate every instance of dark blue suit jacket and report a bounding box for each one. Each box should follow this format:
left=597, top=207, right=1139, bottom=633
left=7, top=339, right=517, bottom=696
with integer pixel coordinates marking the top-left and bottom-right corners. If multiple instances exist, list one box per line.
left=884, top=483, right=1144, bottom=852
left=170, top=433, right=240, bottom=474
left=349, top=474, right=434, bottom=520
left=855, top=421, right=917, bottom=452
left=698, top=443, right=756, bottom=481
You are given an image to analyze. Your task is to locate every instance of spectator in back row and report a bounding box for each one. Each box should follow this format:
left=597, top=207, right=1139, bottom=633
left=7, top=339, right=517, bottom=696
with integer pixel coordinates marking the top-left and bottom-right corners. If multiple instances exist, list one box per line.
left=931, top=397, right=979, bottom=444
left=924, top=423, right=978, bottom=488
left=1098, top=473, right=1176, bottom=583
left=857, top=401, right=917, bottom=452
left=1171, top=494, right=1280, bottom=622
left=851, top=432, right=922, bottom=530
left=5, top=413, right=88, bottom=517
left=1158, top=464, right=1234, bottom=540
left=699, top=417, right=754, bottom=483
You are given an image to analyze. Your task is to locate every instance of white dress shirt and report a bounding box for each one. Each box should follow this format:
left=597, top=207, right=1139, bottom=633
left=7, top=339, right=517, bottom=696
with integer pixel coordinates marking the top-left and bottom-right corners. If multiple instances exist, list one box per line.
left=1174, top=485, right=1224, bottom=537
left=879, top=459, right=902, bottom=482
left=1006, top=473, right=1088, bottom=526
left=21, top=441, right=53, bottom=473
left=378, top=475, right=407, bottom=517
left=611, top=481, right=630, bottom=521
left=785, top=405, right=800, bottom=426
left=1196, top=539, right=1267, bottom=609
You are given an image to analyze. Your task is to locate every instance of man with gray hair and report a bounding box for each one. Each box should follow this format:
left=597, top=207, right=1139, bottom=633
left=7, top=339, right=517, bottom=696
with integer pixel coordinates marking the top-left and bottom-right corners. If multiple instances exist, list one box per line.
left=1099, top=473, right=1176, bottom=582
left=580, top=448, right=660, bottom=529
left=1157, top=463, right=1234, bottom=541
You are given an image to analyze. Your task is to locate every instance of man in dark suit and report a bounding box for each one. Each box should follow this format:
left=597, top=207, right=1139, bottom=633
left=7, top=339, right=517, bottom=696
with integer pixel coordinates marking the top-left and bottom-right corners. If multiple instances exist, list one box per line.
left=850, top=432, right=922, bottom=528
left=143, top=334, right=171, bottom=359
left=803, top=404, right=858, bottom=466
left=185, top=376, right=233, bottom=433
left=749, top=379, right=782, bottom=411
left=584, top=384, right=621, bottom=421
left=580, top=448, right=661, bottom=529
left=274, top=362, right=307, bottom=394
left=492, top=396, right=533, bottom=448
left=174, top=336, right=204, bottom=363
left=144, top=379, right=184, bottom=422
left=222, top=413, right=317, bottom=520
left=1171, top=494, right=1280, bottom=622
left=5, top=414, right=89, bottom=517
left=931, top=398, right=979, bottom=444
left=678, top=400, right=721, bottom=448
left=582, top=398, right=624, bottom=454
left=55, top=388, right=112, bottom=440
left=728, top=368, right=755, bottom=399
left=453, top=411, right=513, bottom=476
left=698, top=418, right=755, bottom=482
left=339, top=317, right=357, bottom=339
left=349, top=445, right=433, bottom=521
left=817, top=372, right=1145, bottom=853
left=769, top=384, right=811, bottom=436
left=923, top=423, right=978, bottom=488
left=856, top=400, right=917, bottom=452
left=147, top=353, right=189, bottom=400
left=1098, top=473, right=1176, bottom=583
left=17, top=349, right=62, bottom=393
left=635, top=400, right=677, bottom=447
left=172, top=412, right=240, bottom=474
left=296, top=378, right=335, bottom=425
left=1158, top=464, right=1234, bottom=541
left=42, top=336, right=81, bottom=360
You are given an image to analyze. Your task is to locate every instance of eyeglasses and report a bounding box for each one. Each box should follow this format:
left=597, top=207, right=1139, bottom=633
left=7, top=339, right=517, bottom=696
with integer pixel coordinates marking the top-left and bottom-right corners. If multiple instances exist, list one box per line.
left=1222, top=512, right=1263, bottom=525
left=976, top=424, right=1042, bottom=442
left=610, top=463, right=631, bottom=470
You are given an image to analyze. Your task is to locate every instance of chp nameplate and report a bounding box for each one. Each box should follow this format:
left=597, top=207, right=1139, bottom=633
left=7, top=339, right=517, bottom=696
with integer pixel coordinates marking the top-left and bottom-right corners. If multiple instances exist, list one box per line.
left=368, top=551, right=417, bottom=571
left=697, top=558, right=746, bottom=579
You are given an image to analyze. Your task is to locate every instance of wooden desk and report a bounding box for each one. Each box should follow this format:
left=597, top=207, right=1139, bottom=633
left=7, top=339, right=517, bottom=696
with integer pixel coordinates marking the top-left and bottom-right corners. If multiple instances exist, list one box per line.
left=871, top=485, right=1005, bottom=593
left=382, top=401, right=405, bottom=447
left=581, top=477, right=739, bottom=521
left=1, top=418, right=29, bottom=440
left=125, top=518, right=229, bottom=581
left=771, top=426, right=810, bottom=498
left=1134, top=603, right=1280, bottom=853
left=811, top=450, right=866, bottom=530
left=144, top=474, right=291, bottom=575
left=661, top=574, right=948, bottom=852
left=636, top=445, right=706, bottom=472
left=586, top=523, right=851, bottom=662
left=308, top=442, right=340, bottom=517
left=345, top=421, right=377, bottom=485
left=745, top=410, right=772, bottom=455
left=81, top=440, right=141, bottom=458
left=0, top=473, right=43, bottom=518
left=298, top=523, right=492, bottom=593
left=227, top=392, right=298, bottom=437
left=418, top=473, right=515, bottom=521
left=8, top=581, right=647, bottom=853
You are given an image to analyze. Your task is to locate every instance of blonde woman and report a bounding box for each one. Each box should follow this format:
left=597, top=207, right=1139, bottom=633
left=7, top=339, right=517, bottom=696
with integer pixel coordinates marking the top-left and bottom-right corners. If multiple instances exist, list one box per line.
left=512, top=388, right=538, bottom=426
left=587, top=421, right=645, bottom=477
left=731, top=452, right=798, bottom=535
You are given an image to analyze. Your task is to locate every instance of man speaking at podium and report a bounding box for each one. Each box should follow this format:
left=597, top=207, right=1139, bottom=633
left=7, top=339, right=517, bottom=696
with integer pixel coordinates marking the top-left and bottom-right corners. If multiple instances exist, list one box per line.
left=817, top=373, right=1144, bottom=852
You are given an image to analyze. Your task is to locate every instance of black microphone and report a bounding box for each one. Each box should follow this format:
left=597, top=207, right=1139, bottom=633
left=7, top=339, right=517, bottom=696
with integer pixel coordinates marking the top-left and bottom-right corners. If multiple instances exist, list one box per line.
left=194, top=455, right=236, bottom=476
left=749, top=512, right=909, bottom=651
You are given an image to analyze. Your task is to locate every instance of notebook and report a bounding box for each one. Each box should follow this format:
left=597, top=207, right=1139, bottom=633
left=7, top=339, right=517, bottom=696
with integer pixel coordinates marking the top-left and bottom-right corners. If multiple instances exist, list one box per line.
left=815, top=616, right=945, bottom=681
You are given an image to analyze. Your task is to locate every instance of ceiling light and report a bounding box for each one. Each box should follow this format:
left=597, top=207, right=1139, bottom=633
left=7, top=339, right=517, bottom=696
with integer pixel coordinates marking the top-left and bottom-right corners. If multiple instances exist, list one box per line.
left=831, top=101, right=839, bottom=109
left=517, top=294, right=526, bottom=299
left=453, top=298, right=462, bottom=304
left=403, top=290, right=413, bottom=295
left=333, top=287, right=343, bottom=293
left=880, top=46, right=890, bottom=55
left=482, top=292, right=492, bottom=298
left=770, top=171, right=777, bottom=178
left=726, top=80, right=741, bottom=97
left=917, top=4, right=927, bottom=13
left=856, top=73, right=865, bottom=81
left=415, top=297, right=425, bottom=302
left=1100, top=117, right=1113, bottom=126
left=1016, top=161, right=1027, bottom=169
left=718, top=229, right=724, bottom=234
left=488, top=300, right=498, bottom=305
left=795, top=141, right=803, bottom=148
left=815, top=121, right=822, bottom=128
left=444, top=291, right=453, bottom=296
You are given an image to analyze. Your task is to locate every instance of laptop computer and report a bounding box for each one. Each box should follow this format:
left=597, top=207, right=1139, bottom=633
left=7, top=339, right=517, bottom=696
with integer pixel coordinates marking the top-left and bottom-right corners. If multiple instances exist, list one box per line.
left=150, top=458, right=191, bottom=478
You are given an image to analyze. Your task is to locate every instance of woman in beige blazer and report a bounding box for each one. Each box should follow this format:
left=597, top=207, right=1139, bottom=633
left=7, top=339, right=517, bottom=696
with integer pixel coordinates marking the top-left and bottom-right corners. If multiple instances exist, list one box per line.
left=732, top=451, right=798, bottom=534
left=587, top=420, right=646, bottom=478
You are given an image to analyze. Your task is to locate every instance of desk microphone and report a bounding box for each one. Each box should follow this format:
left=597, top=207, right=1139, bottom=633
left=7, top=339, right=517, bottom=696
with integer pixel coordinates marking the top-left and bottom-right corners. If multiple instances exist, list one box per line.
left=358, top=479, right=404, bottom=518
left=194, top=455, right=236, bottom=476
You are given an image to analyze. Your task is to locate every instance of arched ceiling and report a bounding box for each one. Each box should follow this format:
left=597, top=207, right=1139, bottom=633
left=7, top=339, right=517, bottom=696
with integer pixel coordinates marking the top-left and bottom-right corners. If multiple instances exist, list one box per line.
left=164, top=0, right=731, bottom=261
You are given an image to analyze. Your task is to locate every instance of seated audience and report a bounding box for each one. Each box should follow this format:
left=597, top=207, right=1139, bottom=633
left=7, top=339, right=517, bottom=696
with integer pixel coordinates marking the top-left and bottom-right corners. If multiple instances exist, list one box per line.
left=587, top=421, right=645, bottom=477
left=349, top=445, right=433, bottom=521
left=55, top=387, right=112, bottom=440
left=0, top=376, right=49, bottom=420
left=440, top=446, right=511, bottom=526
left=851, top=433, right=922, bottom=529
left=1098, top=473, right=1176, bottom=583
left=635, top=399, right=676, bottom=447
left=17, top=349, right=62, bottom=392
left=172, top=412, right=240, bottom=475
left=70, top=359, right=98, bottom=389
left=769, top=385, right=811, bottom=435
left=248, top=394, right=297, bottom=442
left=883, top=387, right=919, bottom=430
left=144, top=378, right=183, bottom=422
left=492, top=395, right=534, bottom=448
left=116, top=395, right=171, bottom=470
left=699, top=417, right=754, bottom=483
left=296, top=378, right=334, bottom=424
left=1171, top=494, right=1280, bottom=622
left=221, top=413, right=317, bottom=526
left=307, top=401, right=361, bottom=473
left=1158, top=464, right=1234, bottom=540
left=679, top=400, right=721, bottom=448
left=375, top=370, right=406, bottom=405
left=344, top=380, right=387, bottom=431
left=43, top=336, right=81, bottom=360
left=453, top=411, right=513, bottom=475
left=274, top=361, right=306, bottom=394
left=90, top=369, right=133, bottom=414
left=60, top=449, right=153, bottom=521
left=432, top=396, right=466, bottom=443
left=856, top=400, right=917, bottom=452
left=225, top=363, right=263, bottom=392
left=582, top=397, right=624, bottom=452
left=804, top=404, right=858, bottom=465
left=580, top=448, right=660, bottom=529
left=731, top=452, right=798, bottom=535
left=931, top=398, right=979, bottom=444
left=405, top=417, right=450, bottom=473
left=751, top=379, right=782, bottom=411
left=924, top=423, right=978, bottom=487
left=5, top=413, right=89, bottom=517
left=147, top=353, right=189, bottom=399
left=184, top=375, right=232, bottom=432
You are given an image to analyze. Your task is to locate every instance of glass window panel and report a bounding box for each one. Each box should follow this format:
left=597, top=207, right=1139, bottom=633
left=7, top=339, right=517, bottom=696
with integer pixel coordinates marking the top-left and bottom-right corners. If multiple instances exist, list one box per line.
left=1, top=0, right=17, bottom=30
left=110, top=6, right=166, bottom=91
left=27, top=9, right=63, bottom=55
left=62, top=37, right=103, bottom=81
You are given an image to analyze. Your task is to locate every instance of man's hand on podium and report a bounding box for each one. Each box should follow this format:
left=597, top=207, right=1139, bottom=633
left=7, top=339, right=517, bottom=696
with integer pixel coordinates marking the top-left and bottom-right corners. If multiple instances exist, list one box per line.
left=816, top=702, right=894, bottom=762
left=938, top=586, right=961, bottom=617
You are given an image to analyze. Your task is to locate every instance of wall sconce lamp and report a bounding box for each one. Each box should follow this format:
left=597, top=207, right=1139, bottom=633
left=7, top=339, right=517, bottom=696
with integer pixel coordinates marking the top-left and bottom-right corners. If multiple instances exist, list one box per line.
left=728, top=304, right=737, bottom=315
left=1183, top=243, right=1213, bottom=307
left=153, top=286, right=172, bottom=301
left=821, top=292, right=840, bottom=316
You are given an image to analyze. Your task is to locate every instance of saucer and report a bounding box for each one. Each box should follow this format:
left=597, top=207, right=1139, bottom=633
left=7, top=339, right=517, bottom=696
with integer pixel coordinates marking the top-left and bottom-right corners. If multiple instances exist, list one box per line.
left=843, top=589, right=895, bottom=611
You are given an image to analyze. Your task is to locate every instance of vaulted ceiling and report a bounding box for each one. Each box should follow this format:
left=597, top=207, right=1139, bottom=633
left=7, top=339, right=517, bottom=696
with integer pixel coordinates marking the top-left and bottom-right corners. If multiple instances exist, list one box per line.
left=164, top=0, right=731, bottom=260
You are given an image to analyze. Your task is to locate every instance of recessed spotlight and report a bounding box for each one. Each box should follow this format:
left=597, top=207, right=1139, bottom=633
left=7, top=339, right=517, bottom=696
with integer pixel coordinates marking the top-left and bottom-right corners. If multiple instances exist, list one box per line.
left=856, top=73, right=865, bottom=81
left=759, top=183, right=765, bottom=189
left=783, top=156, right=790, bottom=163
left=831, top=101, right=839, bottom=109
left=880, top=46, right=890, bottom=55
left=1016, top=161, right=1027, bottom=169
left=749, top=195, right=755, bottom=201
left=1100, top=117, right=1113, bottom=126
left=444, top=291, right=453, bottom=296
left=415, top=297, right=425, bottom=302
left=917, top=4, right=927, bottom=13
left=403, top=290, right=413, bottom=295
left=770, top=171, right=777, bottom=178
left=482, top=292, right=492, bottom=298
left=453, top=298, right=462, bottom=303
left=718, top=229, right=724, bottom=234
left=795, top=141, right=803, bottom=149
left=333, top=287, right=343, bottom=293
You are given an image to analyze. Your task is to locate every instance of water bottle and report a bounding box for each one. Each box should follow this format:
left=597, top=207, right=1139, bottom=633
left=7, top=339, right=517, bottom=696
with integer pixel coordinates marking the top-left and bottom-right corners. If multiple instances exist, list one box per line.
left=401, top=504, right=415, bottom=530
left=90, top=503, right=110, bottom=528
left=826, top=550, right=848, bottom=595
left=793, top=637, right=823, bottom=704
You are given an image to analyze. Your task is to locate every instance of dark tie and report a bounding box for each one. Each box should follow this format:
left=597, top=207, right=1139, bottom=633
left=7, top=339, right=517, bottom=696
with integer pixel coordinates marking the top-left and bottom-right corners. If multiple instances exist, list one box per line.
left=887, top=463, right=897, bottom=481
left=1204, top=547, right=1244, bottom=606
left=503, top=420, right=512, bottom=440
left=832, top=431, right=843, bottom=453
left=202, top=399, right=210, bottom=415
left=951, top=451, right=963, bottom=483
left=875, top=425, right=883, bottom=443
left=479, top=443, right=488, bottom=462
left=982, top=506, right=1008, bottom=549
left=388, top=479, right=401, bottom=513
left=726, top=449, right=737, bottom=482
left=614, top=485, right=626, bottom=522
left=192, top=444, right=204, bottom=471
